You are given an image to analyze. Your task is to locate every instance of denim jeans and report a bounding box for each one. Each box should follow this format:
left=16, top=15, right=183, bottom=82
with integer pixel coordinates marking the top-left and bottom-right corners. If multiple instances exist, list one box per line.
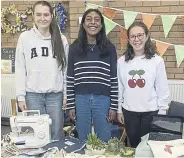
left=75, top=94, right=111, bottom=142
left=25, top=92, right=64, bottom=140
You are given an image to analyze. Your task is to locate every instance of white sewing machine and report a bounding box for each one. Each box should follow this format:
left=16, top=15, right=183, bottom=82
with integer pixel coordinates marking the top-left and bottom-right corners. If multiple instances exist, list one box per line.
left=9, top=110, right=52, bottom=149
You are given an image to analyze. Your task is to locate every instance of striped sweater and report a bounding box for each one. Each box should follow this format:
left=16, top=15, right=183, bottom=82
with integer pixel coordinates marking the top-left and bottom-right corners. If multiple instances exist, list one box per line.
left=66, top=41, right=118, bottom=110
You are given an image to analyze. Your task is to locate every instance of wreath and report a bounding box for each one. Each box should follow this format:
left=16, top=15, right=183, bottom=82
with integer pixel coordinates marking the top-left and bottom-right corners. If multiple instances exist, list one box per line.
left=53, top=3, right=67, bottom=31
left=1, top=4, right=32, bottom=34
left=1, top=3, right=67, bottom=34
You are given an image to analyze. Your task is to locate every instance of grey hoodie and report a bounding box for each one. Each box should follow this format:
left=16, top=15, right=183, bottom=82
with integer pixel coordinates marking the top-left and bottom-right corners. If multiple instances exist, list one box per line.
left=15, top=26, right=69, bottom=101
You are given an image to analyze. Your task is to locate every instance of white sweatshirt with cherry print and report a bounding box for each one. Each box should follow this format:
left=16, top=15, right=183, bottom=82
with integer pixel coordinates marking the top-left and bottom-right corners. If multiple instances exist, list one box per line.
left=117, top=54, right=169, bottom=115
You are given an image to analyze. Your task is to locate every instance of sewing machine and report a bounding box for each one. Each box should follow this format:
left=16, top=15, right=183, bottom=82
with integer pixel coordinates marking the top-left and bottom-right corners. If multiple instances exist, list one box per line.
left=9, top=110, right=52, bottom=149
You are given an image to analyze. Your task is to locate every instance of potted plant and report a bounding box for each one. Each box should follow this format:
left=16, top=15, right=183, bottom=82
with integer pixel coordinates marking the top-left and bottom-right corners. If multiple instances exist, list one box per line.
left=86, top=134, right=106, bottom=155
left=107, top=137, right=120, bottom=155
left=119, top=147, right=135, bottom=157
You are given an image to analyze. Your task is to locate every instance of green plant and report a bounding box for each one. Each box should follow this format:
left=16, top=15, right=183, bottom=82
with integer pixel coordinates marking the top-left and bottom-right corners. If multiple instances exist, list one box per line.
left=108, top=137, right=119, bottom=144
left=87, top=134, right=106, bottom=150
left=107, top=137, right=120, bottom=155
left=119, top=147, right=135, bottom=157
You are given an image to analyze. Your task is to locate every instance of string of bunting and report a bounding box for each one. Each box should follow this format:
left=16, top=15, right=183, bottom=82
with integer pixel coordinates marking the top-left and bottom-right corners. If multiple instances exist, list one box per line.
left=85, top=3, right=184, bottom=67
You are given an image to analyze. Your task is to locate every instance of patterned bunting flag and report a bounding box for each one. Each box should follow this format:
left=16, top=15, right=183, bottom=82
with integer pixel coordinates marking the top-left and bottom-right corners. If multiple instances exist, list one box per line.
left=142, top=14, right=157, bottom=30
left=103, top=7, right=118, bottom=20
left=104, top=16, right=117, bottom=35
left=174, top=45, right=184, bottom=67
left=156, top=41, right=170, bottom=56
left=119, top=27, right=127, bottom=50
left=182, top=17, right=184, bottom=24
left=85, top=3, right=98, bottom=11
left=123, top=10, right=138, bottom=29
left=161, top=15, right=177, bottom=38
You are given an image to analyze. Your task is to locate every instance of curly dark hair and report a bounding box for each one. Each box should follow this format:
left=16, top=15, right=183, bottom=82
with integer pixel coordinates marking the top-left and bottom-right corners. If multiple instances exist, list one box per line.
left=124, top=21, right=158, bottom=62
left=76, top=8, right=108, bottom=56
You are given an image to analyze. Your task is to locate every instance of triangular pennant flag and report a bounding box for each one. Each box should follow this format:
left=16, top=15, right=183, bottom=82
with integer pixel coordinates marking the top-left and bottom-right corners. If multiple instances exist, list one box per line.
left=123, top=10, right=138, bottom=29
left=104, top=16, right=117, bottom=35
left=156, top=41, right=169, bottom=56
left=174, top=45, right=184, bottom=67
left=142, top=14, right=157, bottom=30
left=85, top=3, right=98, bottom=11
left=103, top=7, right=118, bottom=20
left=119, top=27, right=127, bottom=50
left=182, top=17, right=184, bottom=24
left=161, top=15, right=177, bottom=38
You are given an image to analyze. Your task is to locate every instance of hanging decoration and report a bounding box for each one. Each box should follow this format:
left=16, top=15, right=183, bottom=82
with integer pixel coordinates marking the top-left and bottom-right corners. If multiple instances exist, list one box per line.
left=156, top=41, right=169, bottom=56
left=103, top=8, right=118, bottom=20
left=85, top=3, right=184, bottom=67
left=1, top=4, right=32, bottom=34
left=123, top=10, right=138, bottom=29
left=119, top=27, right=127, bottom=50
left=1, top=2, right=68, bottom=34
left=142, top=14, right=157, bottom=30
left=85, top=3, right=98, bottom=11
left=103, top=16, right=117, bottom=35
left=174, top=45, right=184, bottom=67
left=1, top=5, right=32, bottom=34
left=54, top=3, right=67, bottom=31
left=182, top=17, right=184, bottom=24
left=161, top=15, right=177, bottom=38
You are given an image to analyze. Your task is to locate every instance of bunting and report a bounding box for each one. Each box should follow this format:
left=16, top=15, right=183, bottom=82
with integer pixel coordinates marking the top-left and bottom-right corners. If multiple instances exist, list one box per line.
left=123, top=10, right=138, bottom=29
left=103, top=8, right=118, bottom=20
left=174, top=45, right=184, bottom=67
left=84, top=3, right=184, bottom=67
left=85, top=3, right=98, bottom=11
left=104, top=16, right=117, bottom=35
left=161, top=15, right=177, bottom=38
left=142, top=14, right=157, bottom=30
left=120, top=27, right=127, bottom=50
left=156, top=41, right=169, bottom=56
left=182, top=17, right=184, bottom=24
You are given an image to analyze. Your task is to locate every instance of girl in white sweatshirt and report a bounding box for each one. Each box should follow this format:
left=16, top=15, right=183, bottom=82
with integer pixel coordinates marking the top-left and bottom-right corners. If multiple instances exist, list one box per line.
left=117, top=21, right=169, bottom=148
left=15, top=1, right=69, bottom=140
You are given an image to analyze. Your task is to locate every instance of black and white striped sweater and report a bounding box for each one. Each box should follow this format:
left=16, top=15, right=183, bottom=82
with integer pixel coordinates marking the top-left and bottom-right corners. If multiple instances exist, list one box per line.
left=66, top=41, right=118, bottom=110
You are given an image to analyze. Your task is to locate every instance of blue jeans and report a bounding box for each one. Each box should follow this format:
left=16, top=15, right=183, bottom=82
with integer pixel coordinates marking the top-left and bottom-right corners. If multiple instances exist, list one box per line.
left=75, top=94, right=111, bottom=142
left=25, top=92, right=64, bottom=140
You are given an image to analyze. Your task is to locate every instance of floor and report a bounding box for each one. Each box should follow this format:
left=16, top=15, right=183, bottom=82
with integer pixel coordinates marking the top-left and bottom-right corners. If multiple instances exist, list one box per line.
left=1, top=117, right=11, bottom=139
left=1, top=125, right=11, bottom=139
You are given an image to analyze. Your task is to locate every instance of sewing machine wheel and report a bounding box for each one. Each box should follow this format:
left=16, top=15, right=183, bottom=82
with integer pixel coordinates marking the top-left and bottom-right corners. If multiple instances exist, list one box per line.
left=38, top=119, right=44, bottom=125
left=38, top=132, right=45, bottom=139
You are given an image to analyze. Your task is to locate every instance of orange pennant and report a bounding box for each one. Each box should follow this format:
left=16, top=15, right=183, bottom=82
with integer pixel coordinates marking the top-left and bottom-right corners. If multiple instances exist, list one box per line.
left=156, top=41, right=170, bottom=56
left=182, top=17, right=184, bottom=24
left=119, top=27, right=127, bottom=50
left=142, top=14, right=157, bottom=30
left=103, top=8, right=118, bottom=20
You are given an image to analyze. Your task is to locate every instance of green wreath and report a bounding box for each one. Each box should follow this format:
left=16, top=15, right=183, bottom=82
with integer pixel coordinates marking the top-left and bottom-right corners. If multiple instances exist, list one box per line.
left=1, top=4, right=32, bottom=34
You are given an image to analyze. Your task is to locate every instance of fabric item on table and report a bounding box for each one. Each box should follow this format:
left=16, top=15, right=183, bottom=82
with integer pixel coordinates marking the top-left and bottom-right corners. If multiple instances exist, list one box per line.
left=43, top=136, right=86, bottom=153
left=147, top=139, right=184, bottom=158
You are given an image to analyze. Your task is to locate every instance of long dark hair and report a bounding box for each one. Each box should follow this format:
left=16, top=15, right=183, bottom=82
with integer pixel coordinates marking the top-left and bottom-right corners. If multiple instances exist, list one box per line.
left=33, top=1, right=66, bottom=69
left=124, top=21, right=158, bottom=62
left=77, top=8, right=108, bottom=56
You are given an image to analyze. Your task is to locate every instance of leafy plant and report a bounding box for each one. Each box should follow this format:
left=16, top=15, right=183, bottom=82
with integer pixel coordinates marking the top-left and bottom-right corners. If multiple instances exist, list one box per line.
left=86, top=134, right=106, bottom=150
left=108, top=137, right=119, bottom=144
left=107, top=137, right=120, bottom=155
left=119, top=147, right=135, bottom=157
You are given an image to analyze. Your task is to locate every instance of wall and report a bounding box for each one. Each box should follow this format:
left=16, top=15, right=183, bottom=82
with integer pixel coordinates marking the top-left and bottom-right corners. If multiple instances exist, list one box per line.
left=1, top=1, right=184, bottom=80
left=1, top=1, right=70, bottom=46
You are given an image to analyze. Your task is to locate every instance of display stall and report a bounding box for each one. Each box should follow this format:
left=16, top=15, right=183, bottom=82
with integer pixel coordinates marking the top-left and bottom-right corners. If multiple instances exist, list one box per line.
left=1, top=110, right=135, bottom=158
